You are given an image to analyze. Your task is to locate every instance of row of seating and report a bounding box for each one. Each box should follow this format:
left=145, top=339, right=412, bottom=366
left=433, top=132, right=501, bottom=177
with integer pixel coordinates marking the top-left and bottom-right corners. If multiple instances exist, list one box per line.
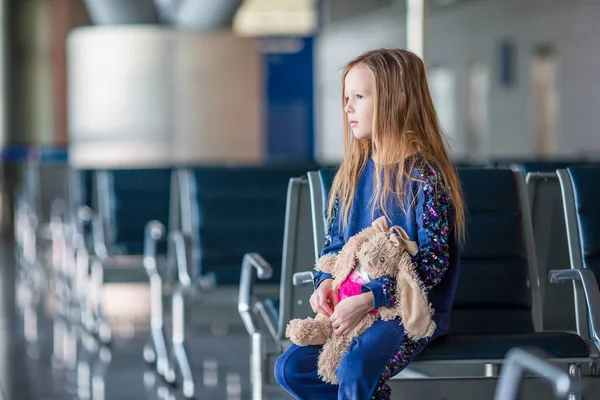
left=9, top=157, right=600, bottom=399
left=22, top=162, right=316, bottom=398
left=238, top=165, right=600, bottom=399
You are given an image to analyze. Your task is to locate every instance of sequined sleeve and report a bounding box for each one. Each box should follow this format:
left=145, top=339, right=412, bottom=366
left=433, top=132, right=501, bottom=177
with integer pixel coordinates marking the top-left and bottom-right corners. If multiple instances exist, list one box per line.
left=415, top=166, right=452, bottom=294
left=361, top=275, right=398, bottom=309
left=314, top=198, right=343, bottom=290
left=322, top=197, right=343, bottom=255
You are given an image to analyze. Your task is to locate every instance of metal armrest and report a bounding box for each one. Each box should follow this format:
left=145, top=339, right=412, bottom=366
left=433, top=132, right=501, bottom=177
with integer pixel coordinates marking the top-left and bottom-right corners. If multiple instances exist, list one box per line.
left=549, top=268, right=600, bottom=349
left=71, top=205, right=93, bottom=250
left=494, top=347, right=581, bottom=400
left=238, top=253, right=273, bottom=336
left=142, top=220, right=171, bottom=378
left=167, top=230, right=215, bottom=290
left=143, top=221, right=166, bottom=276
left=293, top=271, right=314, bottom=287
left=255, top=301, right=279, bottom=342
left=91, top=214, right=108, bottom=259
left=76, top=205, right=92, bottom=223
left=169, top=231, right=193, bottom=287
left=76, top=205, right=92, bottom=231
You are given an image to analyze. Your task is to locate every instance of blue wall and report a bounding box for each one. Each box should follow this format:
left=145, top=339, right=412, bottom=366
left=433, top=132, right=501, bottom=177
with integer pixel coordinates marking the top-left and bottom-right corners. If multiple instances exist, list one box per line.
left=263, top=37, right=314, bottom=161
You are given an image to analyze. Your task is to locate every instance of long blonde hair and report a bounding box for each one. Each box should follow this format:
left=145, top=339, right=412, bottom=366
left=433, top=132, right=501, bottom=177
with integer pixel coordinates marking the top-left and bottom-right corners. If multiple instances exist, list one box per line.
left=328, top=48, right=465, bottom=241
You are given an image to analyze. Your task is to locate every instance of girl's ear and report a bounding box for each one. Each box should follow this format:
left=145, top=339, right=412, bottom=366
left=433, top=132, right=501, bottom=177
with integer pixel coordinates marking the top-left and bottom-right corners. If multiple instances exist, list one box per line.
left=396, top=256, right=436, bottom=340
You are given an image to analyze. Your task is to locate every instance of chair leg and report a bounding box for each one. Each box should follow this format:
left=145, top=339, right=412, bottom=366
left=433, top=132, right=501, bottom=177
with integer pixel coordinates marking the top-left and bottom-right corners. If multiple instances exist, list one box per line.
left=92, top=344, right=112, bottom=400
left=172, top=289, right=195, bottom=398
left=64, top=323, right=78, bottom=371
left=76, top=330, right=94, bottom=400
left=568, top=363, right=582, bottom=400
left=90, top=258, right=111, bottom=344
left=250, top=332, right=267, bottom=400
left=145, top=273, right=173, bottom=383
left=52, top=317, right=67, bottom=368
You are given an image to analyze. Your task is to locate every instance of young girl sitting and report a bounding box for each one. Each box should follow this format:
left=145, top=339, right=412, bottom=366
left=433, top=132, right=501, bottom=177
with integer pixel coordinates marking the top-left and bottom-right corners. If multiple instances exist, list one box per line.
left=275, top=48, right=465, bottom=400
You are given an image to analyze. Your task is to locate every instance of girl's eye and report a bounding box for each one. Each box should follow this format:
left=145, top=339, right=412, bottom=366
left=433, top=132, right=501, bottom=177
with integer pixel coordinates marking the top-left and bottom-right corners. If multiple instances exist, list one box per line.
left=356, top=94, right=363, bottom=99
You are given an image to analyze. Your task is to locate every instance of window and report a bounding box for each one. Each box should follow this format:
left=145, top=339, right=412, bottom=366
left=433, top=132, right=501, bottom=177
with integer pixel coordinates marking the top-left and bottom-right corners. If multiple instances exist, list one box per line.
left=465, top=61, right=490, bottom=160
left=531, top=45, right=557, bottom=156
left=429, top=66, right=457, bottom=145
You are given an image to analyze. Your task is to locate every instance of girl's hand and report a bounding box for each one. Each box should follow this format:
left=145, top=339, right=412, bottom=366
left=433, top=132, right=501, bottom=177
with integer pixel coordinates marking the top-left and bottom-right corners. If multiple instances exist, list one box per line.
left=310, top=279, right=338, bottom=316
left=329, top=292, right=375, bottom=336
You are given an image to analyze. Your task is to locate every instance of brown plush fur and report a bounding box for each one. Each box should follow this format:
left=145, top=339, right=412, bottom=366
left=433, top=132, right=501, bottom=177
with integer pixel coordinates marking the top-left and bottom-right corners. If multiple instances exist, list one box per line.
left=285, top=216, right=436, bottom=383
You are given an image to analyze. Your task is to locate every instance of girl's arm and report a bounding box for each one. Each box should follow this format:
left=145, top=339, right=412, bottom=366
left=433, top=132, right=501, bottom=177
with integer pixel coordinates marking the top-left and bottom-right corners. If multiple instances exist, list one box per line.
left=313, top=198, right=344, bottom=289
left=413, top=166, right=452, bottom=294
left=361, top=165, right=452, bottom=309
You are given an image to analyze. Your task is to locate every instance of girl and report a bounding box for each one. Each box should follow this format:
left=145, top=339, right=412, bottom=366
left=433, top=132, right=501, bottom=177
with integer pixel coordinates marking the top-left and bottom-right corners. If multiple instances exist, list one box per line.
left=274, top=48, right=465, bottom=400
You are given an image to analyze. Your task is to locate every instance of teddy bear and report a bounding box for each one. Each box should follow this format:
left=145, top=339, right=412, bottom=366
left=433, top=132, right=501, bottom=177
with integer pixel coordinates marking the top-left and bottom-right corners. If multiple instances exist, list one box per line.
left=285, top=216, right=436, bottom=384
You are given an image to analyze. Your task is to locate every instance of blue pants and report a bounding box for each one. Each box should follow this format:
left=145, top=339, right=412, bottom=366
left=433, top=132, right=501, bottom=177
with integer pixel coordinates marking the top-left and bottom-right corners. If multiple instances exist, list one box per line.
left=274, top=319, right=433, bottom=400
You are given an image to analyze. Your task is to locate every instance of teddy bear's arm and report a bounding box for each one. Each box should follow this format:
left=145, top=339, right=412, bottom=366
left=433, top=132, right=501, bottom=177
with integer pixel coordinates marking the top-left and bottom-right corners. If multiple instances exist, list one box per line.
left=313, top=253, right=337, bottom=289
left=313, top=198, right=343, bottom=290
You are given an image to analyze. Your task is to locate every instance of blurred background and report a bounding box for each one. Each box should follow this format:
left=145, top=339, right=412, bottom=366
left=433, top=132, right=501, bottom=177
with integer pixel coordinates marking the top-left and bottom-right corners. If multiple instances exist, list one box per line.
left=2, top=0, right=600, bottom=230
left=1, top=1, right=599, bottom=399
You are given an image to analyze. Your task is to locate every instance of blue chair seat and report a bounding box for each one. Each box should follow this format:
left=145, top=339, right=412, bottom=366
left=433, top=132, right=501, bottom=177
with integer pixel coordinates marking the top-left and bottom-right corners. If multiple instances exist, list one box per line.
left=418, top=332, right=590, bottom=362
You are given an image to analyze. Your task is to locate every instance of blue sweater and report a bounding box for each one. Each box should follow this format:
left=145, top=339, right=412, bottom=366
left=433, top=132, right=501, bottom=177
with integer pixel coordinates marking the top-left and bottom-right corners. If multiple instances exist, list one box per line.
left=314, top=156, right=460, bottom=334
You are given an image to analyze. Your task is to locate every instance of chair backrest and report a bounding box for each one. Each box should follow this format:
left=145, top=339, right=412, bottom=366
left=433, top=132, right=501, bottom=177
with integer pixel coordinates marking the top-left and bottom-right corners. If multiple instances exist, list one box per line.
left=67, top=168, right=94, bottom=239
left=96, top=168, right=172, bottom=255
left=509, top=160, right=600, bottom=175
left=18, top=163, right=70, bottom=223
left=453, top=168, right=542, bottom=334
left=69, top=169, right=93, bottom=212
left=558, top=166, right=600, bottom=278
left=307, top=169, right=335, bottom=259
left=38, top=164, right=71, bottom=222
left=557, top=166, right=600, bottom=340
left=179, top=164, right=317, bottom=285
left=310, top=167, right=542, bottom=335
left=276, top=177, right=315, bottom=339
left=526, top=172, right=576, bottom=332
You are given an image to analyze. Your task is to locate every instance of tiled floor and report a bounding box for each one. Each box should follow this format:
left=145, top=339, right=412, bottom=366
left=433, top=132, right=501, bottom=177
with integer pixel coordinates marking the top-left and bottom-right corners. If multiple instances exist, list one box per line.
left=0, top=241, right=291, bottom=400
left=6, top=239, right=599, bottom=400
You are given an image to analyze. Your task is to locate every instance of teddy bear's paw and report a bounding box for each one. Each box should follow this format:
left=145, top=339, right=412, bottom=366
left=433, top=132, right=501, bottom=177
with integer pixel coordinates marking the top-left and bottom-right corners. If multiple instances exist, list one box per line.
left=286, top=318, right=329, bottom=346
left=317, top=366, right=338, bottom=385
left=315, top=253, right=337, bottom=274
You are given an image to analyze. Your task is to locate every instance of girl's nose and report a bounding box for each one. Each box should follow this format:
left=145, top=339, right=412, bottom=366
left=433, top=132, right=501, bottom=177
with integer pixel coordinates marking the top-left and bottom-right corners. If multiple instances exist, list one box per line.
left=345, top=101, right=353, bottom=113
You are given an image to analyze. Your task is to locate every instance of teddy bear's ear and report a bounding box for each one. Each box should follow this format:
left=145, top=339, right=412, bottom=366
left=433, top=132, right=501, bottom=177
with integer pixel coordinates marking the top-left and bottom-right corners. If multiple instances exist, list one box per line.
left=396, top=265, right=436, bottom=340
left=390, top=226, right=418, bottom=256
left=371, top=216, right=389, bottom=232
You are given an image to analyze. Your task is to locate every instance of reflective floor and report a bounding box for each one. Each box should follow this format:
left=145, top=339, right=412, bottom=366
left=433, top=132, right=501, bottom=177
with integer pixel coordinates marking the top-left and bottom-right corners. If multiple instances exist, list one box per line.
left=0, top=241, right=291, bottom=400
left=7, top=235, right=600, bottom=400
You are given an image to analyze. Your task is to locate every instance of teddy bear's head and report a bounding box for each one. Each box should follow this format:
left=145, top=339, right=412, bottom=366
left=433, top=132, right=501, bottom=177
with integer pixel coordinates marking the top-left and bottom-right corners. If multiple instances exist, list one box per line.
left=356, top=216, right=418, bottom=279
left=356, top=232, right=404, bottom=278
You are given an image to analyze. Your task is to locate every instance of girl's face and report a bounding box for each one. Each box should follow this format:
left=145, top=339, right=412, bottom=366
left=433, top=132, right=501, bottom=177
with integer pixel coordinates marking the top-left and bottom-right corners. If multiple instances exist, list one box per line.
left=344, top=65, right=375, bottom=140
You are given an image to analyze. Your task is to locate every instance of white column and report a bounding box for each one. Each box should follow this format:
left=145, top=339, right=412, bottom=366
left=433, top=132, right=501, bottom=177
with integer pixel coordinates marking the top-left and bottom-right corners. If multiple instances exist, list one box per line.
left=406, top=0, right=427, bottom=62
